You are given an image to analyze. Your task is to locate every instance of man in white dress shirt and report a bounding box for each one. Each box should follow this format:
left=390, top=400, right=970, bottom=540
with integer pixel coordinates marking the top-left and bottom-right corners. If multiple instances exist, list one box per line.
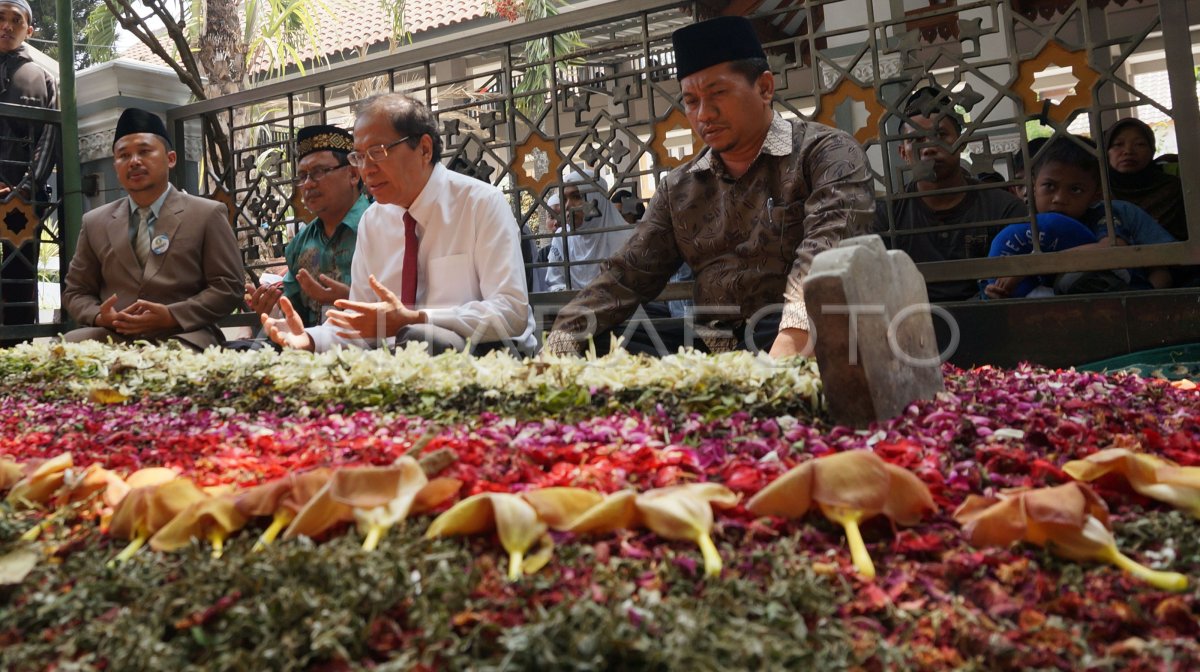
left=261, top=93, right=535, bottom=354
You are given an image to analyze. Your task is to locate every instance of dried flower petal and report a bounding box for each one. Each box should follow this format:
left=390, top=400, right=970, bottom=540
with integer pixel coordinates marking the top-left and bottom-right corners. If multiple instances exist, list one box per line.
left=881, top=463, right=938, bottom=526
left=562, top=491, right=640, bottom=535
left=282, top=480, right=352, bottom=541
left=235, top=468, right=334, bottom=518
left=88, top=387, right=129, bottom=404
left=235, top=469, right=333, bottom=550
left=638, top=483, right=738, bottom=577
left=283, top=460, right=460, bottom=551
left=329, top=459, right=428, bottom=510
left=411, top=478, right=463, bottom=514
left=109, top=479, right=209, bottom=540
left=338, top=459, right=440, bottom=550
left=108, top=478, right=208, bottom=564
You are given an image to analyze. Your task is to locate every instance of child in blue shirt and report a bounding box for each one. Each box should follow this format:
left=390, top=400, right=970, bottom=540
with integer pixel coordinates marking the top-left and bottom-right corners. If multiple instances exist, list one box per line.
left=982, top=135, right=1175, bottom=298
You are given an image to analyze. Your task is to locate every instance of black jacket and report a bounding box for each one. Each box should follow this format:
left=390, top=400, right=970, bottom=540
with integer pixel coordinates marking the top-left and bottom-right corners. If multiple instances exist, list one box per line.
left=0, top=45, right=58, bottom=196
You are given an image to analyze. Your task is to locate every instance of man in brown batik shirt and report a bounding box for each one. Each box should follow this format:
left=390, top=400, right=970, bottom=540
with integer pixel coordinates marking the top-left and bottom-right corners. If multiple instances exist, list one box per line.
left=545, top=15, right=874, bottom=358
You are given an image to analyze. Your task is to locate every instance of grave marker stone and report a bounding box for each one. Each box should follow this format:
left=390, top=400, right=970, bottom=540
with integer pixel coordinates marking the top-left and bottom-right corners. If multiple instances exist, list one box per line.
left=804, top=234, right=945, bottom=427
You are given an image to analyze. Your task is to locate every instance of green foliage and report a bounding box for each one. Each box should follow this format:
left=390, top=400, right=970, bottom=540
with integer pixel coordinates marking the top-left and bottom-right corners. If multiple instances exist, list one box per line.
left=245, top=0, right=331, bottom=80
left=511, top=0, right=585, bottom=120
left=380, top=0, right=409, bottom=48
left=27, top=0, right=112, bottom=68
left=83, top=0, right=359, bottom=98
left=79, top=3, right=117, bottom=65
left=0, top=522, right=862, bottom=671
left=1025, top=119, right=1054, bottom=141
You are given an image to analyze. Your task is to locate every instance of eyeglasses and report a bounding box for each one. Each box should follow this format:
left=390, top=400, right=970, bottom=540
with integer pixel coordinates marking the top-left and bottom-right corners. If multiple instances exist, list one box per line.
left=293, top=163, right=350, bottom=186
left=347, top=136, right=411, bottom=168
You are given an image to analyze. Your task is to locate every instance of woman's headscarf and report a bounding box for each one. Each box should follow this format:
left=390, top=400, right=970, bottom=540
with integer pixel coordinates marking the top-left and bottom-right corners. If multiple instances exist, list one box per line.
left=1104, top=118, right=1187, bottom=241
left=543, top=170, right=635, bottom=291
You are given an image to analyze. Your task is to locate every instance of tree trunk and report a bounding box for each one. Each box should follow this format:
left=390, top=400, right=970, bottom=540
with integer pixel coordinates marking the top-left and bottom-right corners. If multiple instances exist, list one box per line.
left=198, top=0, right=247, bottom=98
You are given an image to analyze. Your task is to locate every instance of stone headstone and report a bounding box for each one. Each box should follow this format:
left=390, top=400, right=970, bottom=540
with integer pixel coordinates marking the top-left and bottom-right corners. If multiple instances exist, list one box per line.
left=803, top=234, right=945, bottom=427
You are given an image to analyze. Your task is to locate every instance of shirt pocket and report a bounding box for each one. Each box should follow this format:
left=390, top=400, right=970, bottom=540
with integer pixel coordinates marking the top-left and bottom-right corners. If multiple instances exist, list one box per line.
left=426, top=253, right=477, bottom=307
left=771, top=201, right=808, bottom=255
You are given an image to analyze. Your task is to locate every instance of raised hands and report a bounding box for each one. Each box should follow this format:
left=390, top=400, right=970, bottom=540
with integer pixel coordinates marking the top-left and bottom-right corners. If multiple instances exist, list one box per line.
left=296, top=269, right=350, bottom=305
left=244, top=281, right=284, bottom=317
left=325, top=274, right=423, bottom=341
left=261, top=296, right=314, bottom=351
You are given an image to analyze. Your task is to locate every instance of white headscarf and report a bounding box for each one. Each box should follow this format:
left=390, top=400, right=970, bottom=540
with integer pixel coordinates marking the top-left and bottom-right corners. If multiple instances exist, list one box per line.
left=538, top=192, right=566, bottom=292
left=544, top=170, right=634, bottom=291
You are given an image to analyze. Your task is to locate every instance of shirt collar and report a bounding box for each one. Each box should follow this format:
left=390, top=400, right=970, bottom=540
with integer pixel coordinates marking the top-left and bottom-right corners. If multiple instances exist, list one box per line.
left=404, top=163, right=447, bottom=230
left=341, top=194, right=370, bottom=231
left=2, top=45, right=30, bottom=64
left=317, top=194, right=370, bottom=234
left=689, top=113, right=793, bottom=174
left=128, top=184, right=173, bottom=219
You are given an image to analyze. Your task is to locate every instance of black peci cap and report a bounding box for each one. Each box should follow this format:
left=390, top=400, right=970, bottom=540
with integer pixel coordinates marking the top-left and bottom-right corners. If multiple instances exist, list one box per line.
left=671, top=16, right=766, bottom=81
left=113, top=108, right=172, bottom=150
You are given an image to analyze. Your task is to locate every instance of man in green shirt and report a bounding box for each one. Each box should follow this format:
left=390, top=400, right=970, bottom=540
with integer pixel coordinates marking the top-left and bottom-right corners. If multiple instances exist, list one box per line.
left=244, top=124, right=368, bottom=327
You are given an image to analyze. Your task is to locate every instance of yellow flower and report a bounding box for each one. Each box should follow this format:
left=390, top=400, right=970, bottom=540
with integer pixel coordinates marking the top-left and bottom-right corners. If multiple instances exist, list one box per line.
left=426, top=488, right=601, bottom=580
left=57, top=465, right=128, bottom=506
left=5, top=453, right=73, bottom=508
left=954, top=482, right=1188, bottom=592
left=235, top=468, right=333, bottom=551
left=149, top=495, right=248, bottom=558
left=522, top=487, right=605, bottom=529
left=13, top=462, right=128, bottom=542
left=1063, top=448, right=1200, bottom=518
left=746, top=450, right=935, bottom=580
left=0, top=457, right=22, bottom=492
left=108, top=478, right=208, bottom=564
left=88, top=387, right=129, bottom=404
left=115, top=468, right=180, bottom=506
left=285, top=458, right=461, bottom=551
left=565, top=483, right=739, bottom=577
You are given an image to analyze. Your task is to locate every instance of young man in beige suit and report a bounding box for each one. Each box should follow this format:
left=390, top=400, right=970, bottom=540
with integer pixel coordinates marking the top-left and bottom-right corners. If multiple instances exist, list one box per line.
left=62, top=108, right=244, bottom=349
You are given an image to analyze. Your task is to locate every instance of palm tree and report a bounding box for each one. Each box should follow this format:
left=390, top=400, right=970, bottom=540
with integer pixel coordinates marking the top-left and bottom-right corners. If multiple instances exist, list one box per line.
left=507, top=0, right=583, bottom=120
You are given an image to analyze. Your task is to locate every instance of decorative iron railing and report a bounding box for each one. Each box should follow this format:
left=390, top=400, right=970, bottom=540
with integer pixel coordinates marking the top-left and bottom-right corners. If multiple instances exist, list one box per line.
left=0, top=100, right=64, bottom=341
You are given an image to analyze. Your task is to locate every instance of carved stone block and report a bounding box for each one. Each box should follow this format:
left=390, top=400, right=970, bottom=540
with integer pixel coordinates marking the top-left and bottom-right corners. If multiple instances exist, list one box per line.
left=804, top=234, right=945, bottom=427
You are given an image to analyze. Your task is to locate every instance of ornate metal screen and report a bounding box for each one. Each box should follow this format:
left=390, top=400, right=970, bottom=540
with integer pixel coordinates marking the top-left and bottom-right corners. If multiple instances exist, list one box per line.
left=162, top=0, right=1199, bottom=328
left=0, top=101, right=63, bottom=340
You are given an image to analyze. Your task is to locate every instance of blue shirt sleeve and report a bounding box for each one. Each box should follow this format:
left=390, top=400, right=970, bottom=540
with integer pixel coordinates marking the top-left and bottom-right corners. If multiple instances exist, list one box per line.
left=1108, top=200, right=1177, bottom=245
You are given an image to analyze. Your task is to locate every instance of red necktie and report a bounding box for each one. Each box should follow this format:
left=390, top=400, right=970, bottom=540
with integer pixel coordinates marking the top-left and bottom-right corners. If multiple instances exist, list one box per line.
left=402, top=211, right=419, bottom=307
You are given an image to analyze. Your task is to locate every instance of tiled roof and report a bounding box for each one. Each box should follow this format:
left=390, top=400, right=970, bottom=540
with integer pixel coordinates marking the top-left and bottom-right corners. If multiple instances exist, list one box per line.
left=407, top=0, right=491, bottom=33
left=120, top=0, right=491, bottom=74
